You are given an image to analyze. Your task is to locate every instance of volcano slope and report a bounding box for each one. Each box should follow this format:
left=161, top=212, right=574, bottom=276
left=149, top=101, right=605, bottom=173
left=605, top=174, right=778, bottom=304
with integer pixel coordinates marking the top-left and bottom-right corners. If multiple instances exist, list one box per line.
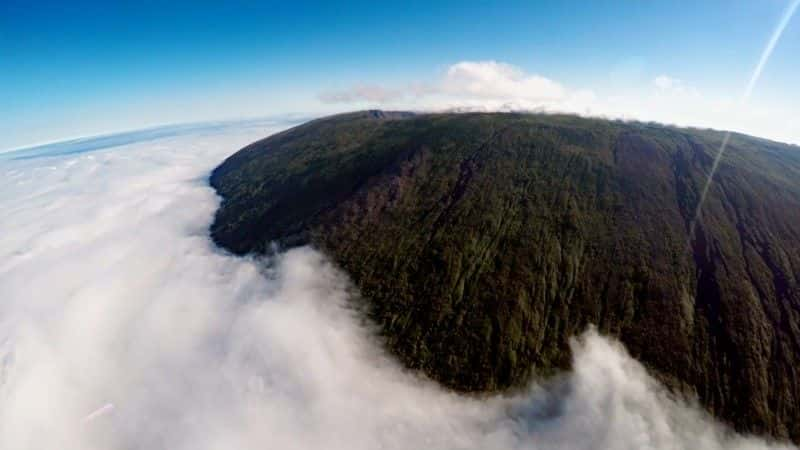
left=210, top=111, right=800, bottom=441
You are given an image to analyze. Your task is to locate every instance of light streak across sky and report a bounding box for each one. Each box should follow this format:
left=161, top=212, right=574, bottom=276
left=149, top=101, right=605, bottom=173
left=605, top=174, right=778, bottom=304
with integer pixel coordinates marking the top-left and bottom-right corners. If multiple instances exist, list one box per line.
left=689, top=0, right=800, bottom=241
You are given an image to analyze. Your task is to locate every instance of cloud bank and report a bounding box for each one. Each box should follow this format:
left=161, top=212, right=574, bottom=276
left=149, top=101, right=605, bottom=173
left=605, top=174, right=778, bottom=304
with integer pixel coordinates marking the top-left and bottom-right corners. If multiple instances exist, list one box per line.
left=0, top=125, right=794, bottom=449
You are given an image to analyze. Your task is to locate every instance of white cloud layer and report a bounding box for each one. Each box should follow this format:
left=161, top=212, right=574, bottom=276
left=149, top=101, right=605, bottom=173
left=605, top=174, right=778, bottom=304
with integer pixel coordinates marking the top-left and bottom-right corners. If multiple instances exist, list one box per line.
left=0, top=125, right=795, bottom=449
left=317, top=60, right=800, bottom=145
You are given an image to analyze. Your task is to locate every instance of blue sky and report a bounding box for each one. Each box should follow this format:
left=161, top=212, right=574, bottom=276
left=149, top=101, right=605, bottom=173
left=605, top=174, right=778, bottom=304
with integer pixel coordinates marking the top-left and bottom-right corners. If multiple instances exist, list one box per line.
left=2, top=0, right=799, bottom=151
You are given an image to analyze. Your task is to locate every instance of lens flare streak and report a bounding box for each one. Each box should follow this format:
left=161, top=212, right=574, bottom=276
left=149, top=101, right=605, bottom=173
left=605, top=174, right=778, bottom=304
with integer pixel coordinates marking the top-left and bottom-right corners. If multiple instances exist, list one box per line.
left=689, top=0, right=800, bottom=240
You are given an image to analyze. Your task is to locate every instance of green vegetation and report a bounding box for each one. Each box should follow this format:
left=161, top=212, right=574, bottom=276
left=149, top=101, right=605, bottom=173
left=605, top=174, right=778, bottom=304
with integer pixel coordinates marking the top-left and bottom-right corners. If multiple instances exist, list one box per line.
left=210, top=110, right=800, bottom=441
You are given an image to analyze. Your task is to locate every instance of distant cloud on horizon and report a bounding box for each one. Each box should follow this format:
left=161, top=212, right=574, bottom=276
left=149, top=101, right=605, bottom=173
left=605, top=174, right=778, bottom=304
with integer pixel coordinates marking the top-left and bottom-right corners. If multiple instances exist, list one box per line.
left=318, top=60, right=598, bottom=117
left=319, top=61, right=588, bottom=105
left=317, top=60, right=800, bottom=146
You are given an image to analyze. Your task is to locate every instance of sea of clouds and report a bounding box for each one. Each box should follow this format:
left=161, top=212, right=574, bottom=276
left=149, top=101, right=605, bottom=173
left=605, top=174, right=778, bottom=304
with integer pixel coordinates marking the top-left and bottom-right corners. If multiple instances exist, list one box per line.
left=0, top=122, right=794, bottom=450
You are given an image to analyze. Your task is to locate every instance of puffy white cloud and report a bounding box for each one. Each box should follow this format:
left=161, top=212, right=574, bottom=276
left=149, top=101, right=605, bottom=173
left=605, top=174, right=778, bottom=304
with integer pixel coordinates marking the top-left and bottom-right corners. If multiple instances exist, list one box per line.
left=440, top=60, right=567, bottom=101
left=0, top=125, right=794, bottom=449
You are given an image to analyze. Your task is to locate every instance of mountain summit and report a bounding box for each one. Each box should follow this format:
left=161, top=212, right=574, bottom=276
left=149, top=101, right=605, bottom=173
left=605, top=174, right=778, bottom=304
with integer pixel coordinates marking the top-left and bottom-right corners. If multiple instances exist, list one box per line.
left=210, top=111, right=800, bottom=441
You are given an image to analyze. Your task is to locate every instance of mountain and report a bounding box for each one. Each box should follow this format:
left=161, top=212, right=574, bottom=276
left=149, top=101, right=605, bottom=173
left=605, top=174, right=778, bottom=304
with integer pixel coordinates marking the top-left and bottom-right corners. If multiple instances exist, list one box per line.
left=209, top=110, right=800, bottom=441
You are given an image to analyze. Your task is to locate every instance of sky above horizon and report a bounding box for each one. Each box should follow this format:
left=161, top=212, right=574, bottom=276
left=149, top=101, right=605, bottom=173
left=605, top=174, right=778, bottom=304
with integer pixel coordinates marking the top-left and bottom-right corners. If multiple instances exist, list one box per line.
left=2, top=0, right=799, bottom=151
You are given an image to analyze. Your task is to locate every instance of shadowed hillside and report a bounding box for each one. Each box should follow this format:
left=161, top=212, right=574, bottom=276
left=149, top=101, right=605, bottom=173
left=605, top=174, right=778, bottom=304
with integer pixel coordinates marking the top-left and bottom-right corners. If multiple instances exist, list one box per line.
left=210, top=110, right=800, bottom=441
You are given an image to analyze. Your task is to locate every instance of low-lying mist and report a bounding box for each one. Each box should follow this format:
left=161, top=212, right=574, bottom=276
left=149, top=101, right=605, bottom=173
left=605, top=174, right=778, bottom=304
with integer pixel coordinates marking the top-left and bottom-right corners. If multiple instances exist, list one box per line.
left=0, top=123, right=793, bottom=450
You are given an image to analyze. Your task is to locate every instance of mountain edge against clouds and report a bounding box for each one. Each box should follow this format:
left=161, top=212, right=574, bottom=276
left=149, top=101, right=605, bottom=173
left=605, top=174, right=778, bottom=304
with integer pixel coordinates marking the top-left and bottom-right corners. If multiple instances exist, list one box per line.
left=209, top=110, right=800, bottom=442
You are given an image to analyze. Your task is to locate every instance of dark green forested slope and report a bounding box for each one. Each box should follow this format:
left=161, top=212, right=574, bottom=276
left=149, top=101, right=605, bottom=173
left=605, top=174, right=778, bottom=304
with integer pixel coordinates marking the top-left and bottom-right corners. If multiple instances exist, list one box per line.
left=210, top=110, right=800, bottom=441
